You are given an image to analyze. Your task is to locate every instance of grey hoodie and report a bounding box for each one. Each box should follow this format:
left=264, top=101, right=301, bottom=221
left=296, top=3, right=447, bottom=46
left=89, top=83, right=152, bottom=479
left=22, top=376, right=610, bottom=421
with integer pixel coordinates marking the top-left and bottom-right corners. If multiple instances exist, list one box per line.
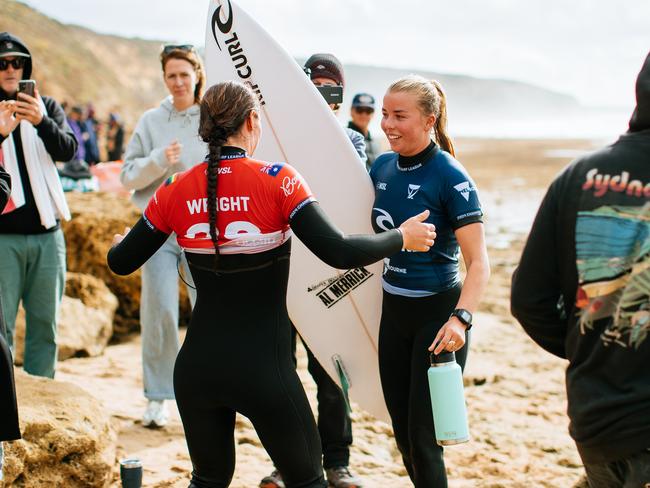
left=120, top=97, right=207, bottom=210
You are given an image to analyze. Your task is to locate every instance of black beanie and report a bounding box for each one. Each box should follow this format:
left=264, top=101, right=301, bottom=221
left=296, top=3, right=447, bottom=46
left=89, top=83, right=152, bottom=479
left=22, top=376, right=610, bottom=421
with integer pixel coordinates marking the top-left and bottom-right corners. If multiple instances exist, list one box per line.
left=304, top=53, right=344, bottom=87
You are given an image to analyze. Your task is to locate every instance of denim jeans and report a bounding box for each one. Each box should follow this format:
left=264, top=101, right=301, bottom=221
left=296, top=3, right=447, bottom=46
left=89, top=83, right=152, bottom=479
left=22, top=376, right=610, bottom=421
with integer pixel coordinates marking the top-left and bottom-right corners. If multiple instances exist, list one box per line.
left=140, top=235, right=196, bottom=400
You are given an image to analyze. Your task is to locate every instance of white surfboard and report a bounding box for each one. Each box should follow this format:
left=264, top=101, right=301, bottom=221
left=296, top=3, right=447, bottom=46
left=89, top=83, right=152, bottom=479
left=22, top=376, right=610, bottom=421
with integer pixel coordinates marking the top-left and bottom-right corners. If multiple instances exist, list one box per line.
left=204, top=0, right=388, bottom=422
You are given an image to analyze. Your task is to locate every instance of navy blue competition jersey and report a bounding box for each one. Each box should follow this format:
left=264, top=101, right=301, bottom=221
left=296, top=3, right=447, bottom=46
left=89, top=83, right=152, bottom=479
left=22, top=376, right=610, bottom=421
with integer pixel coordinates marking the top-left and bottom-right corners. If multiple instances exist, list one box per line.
left=370, top=142, right=483, bottom=296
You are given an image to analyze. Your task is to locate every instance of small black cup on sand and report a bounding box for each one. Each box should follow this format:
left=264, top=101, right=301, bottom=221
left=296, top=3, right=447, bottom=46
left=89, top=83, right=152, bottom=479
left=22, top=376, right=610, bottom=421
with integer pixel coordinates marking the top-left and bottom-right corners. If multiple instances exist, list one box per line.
left=120, top=458, right=143, bottom=488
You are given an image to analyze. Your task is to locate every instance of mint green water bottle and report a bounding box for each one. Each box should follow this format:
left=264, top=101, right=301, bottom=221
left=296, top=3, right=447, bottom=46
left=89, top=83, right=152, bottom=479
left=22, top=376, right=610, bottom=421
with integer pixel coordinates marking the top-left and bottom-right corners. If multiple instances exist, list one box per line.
left=427, top=351, right=470, bottom=446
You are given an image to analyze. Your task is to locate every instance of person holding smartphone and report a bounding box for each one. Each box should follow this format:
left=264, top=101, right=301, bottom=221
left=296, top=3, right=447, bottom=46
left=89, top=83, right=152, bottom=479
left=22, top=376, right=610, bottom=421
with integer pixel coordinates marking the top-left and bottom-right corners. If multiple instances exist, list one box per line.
left=120, top=44, right=207, bottom=428
left=0, top=32, right=77, bottom=379
left=260, top=53, right=367, bottom=488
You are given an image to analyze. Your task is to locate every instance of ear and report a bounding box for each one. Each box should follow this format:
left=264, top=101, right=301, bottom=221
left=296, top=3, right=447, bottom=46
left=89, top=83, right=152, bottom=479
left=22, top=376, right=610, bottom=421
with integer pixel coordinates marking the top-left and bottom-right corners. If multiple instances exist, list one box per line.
left=425, top=115, right=436, bottom=132
left=246, top=111, right=256, bottom=131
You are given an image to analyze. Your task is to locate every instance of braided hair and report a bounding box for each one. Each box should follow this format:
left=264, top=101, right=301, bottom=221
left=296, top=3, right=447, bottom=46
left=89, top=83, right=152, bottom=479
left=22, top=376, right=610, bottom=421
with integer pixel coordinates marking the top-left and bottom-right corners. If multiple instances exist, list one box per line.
left=198, top=81, right=260, bottom=267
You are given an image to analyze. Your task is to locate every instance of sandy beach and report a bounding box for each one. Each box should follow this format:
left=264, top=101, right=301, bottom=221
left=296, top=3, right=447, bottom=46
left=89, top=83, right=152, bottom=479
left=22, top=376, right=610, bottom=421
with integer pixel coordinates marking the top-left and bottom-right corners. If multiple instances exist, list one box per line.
left=7, top=137, right=605, bottom=487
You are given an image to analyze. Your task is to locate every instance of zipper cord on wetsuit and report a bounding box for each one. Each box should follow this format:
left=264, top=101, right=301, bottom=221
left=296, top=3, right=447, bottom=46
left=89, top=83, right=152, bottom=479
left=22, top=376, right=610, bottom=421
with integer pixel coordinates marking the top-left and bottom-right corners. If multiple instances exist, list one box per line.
left=177, top=254, right=197, bottom=290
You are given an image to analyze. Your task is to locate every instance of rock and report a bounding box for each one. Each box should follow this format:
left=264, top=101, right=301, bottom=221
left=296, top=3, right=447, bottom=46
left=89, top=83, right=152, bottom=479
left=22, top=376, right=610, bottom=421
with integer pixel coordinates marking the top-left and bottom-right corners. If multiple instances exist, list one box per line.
left=1, top=371, right=116, bottom=487
left=61, top=192, right=192, bottom=335
left=14, top=273, right=118, bottom=363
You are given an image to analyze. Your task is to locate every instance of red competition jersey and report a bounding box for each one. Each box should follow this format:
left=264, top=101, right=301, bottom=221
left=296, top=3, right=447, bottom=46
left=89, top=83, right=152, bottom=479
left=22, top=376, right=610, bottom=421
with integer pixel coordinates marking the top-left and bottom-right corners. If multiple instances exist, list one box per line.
left=144, top=154, right=315, bottom=254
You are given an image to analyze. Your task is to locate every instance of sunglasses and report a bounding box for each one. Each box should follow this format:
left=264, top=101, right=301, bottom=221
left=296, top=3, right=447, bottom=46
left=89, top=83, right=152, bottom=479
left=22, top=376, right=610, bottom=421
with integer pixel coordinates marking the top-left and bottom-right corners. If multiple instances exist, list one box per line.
left=354, top=107, right=374, bottom=115
left=161, top=44, right=195, bottom=55
left=0, top=58, right=26, bottom=71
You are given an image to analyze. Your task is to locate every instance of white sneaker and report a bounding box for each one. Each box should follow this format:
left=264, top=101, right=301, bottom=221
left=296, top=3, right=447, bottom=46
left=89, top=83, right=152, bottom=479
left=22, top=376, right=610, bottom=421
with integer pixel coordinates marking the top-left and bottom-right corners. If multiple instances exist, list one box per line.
left=142, top=400, right=169, bottom=428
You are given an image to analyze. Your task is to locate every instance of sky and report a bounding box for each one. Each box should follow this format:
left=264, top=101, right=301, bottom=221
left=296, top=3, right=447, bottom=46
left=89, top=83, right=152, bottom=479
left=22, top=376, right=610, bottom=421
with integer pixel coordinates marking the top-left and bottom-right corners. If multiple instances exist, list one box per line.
left=18, top=0, right=650, bottom=109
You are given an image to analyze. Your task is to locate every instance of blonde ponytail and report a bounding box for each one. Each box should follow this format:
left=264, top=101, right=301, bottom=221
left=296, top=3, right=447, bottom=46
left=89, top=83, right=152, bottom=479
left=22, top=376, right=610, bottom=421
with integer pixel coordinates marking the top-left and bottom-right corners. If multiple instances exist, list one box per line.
left=430, top=80, right=455, bottom=157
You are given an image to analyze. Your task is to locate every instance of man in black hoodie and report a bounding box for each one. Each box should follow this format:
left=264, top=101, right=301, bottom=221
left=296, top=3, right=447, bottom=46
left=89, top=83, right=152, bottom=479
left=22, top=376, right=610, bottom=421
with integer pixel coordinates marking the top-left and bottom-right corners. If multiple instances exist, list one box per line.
left=0, top=32, right=76, bottom=379
left=511, top=52, right=650, bottom=487
left=0, top=165, right=20, bottom=482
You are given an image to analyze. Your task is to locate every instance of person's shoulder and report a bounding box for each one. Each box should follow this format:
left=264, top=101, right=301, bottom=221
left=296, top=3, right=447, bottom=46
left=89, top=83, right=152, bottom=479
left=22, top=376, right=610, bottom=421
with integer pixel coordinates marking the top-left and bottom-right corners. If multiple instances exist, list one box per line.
left=248, top=158, right=289, bottom=177
left=252, top=159, right=304, bottom=180
left=40, top=95, right=65, bottom=114
left=138, top=105, right=167, bottom=122
left=166, top=163, right=206, bottom=189
left=369, top=151, right=397, bottom=179
left=434, top=149, right=472, bottom=181
left=345, top=126, right=364, bottom=143
left=549, top=142, right=628, bottom=195
left=372, top=151, right=397, bottom=168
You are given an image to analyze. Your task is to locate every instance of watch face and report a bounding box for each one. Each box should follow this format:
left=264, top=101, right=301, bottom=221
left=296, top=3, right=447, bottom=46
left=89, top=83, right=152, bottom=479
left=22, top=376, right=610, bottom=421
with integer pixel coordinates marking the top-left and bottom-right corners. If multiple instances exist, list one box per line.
left=454, top=309, right=472, bottom=324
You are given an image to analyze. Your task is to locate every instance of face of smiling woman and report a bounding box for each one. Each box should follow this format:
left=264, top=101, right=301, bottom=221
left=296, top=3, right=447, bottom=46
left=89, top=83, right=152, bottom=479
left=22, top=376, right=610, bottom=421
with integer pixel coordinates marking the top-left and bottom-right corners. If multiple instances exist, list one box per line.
left=381, top=90, right=435, bottom=157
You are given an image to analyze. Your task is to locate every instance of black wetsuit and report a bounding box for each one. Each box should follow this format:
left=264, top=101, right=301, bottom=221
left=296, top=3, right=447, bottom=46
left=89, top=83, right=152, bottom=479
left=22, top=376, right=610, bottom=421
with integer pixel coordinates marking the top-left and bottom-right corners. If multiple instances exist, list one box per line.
left=108, top=198, right=402, bottom=488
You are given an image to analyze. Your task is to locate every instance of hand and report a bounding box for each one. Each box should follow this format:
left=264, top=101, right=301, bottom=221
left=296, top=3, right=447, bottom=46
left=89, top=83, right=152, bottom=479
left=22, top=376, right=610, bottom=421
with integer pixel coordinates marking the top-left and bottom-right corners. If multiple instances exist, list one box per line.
left=164, top=140, right=182, bottom=165
left=111, top=227, right=131, bottom=247
left=398, top=210, right=436, bottom=251
left=429, top=316, right=467, bottom=355
left=0, top=100, right=19, bottom=137
left=15, top=90, right=43, bottom=126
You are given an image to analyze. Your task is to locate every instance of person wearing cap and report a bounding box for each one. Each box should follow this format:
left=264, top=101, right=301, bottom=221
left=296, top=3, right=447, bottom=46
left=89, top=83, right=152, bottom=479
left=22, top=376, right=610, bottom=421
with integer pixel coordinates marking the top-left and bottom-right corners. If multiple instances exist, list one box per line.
left=0, top=32, right=77, bottom=379
left=259, top=53, right=365, bottom=488
left=348, top=93, right=380, bottom=170
left=304, top=52, right=367, bottom=167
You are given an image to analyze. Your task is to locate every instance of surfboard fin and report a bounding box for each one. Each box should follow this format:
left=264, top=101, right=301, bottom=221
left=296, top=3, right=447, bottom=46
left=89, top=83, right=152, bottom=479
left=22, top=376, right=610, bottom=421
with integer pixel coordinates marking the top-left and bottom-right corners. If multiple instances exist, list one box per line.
left=332, top=354, right=352, bottom=414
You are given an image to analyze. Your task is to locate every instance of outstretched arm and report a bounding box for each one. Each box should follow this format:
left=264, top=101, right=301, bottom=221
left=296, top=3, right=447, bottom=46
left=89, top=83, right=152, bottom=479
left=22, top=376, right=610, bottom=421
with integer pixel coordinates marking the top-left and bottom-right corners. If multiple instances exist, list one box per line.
left=107, top=218, right=169, bottom=275
left=291, top=201, right=433, bottom=269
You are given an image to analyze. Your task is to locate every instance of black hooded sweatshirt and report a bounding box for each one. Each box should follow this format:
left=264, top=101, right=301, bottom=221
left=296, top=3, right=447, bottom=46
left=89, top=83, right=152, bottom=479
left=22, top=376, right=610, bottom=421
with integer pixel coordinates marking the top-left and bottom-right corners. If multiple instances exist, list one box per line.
left=0, top=32, right=76, bottom=234
left=511, top=52, right=650, bottom=464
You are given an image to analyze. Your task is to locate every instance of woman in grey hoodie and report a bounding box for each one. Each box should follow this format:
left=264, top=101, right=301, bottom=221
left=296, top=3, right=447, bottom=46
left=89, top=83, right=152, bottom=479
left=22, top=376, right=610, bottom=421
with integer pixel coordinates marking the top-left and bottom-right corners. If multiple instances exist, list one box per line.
left=120, top=45, right=207, bottom=428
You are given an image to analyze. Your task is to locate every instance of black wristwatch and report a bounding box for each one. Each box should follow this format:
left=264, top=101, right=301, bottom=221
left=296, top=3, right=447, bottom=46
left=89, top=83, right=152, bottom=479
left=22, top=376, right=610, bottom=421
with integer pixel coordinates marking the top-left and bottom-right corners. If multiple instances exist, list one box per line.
left=450, top=308, right=473, bottom=330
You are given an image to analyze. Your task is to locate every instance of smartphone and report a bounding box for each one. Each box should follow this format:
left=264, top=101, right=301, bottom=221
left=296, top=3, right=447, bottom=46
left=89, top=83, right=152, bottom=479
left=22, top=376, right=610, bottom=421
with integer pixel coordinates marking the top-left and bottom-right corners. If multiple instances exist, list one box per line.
left=316, top=85, right=343, bottom=105
left=18, top=80, right=35, bottom=98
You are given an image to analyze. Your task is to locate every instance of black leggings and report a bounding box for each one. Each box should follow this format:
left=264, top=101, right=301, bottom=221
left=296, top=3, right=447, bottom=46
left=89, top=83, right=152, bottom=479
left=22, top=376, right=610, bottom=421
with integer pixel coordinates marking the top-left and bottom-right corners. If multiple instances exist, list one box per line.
left=175, top=246, right=327, bottom=488
left=378, top=285, right=467, bottom=488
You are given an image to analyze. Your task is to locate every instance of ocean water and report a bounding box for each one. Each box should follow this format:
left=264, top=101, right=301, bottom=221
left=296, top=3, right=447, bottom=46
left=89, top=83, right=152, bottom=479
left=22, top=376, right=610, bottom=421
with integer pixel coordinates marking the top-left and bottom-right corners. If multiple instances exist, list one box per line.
left=449, top=107, right=632, bottom=139
left=340, top=106, right=632, bottom=140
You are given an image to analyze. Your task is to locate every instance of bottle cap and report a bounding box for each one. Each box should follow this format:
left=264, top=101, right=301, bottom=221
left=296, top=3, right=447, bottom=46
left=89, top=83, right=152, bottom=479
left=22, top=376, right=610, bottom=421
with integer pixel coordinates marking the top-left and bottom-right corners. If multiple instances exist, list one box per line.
left=430, top=351, right=456, bottom=365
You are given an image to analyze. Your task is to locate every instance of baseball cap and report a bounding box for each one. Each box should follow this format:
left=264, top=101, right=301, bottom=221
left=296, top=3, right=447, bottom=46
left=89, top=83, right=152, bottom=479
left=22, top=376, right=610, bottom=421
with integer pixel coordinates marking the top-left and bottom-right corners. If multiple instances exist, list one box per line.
left=304, top=53, right=344, bottom=87
left=0, top=39, right=29, bottom=58
left=352, top=93, right=375, bottom=110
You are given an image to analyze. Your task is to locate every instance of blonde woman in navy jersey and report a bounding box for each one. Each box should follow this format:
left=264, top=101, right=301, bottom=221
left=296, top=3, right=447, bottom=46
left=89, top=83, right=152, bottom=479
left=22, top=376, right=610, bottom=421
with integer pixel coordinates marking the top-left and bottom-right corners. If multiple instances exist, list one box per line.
left=369, top=75, right=490, bottom=487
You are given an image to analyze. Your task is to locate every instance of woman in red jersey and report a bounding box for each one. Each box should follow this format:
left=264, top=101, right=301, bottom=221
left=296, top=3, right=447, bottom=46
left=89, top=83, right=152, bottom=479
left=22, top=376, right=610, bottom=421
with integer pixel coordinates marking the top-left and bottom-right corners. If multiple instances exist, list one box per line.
left=108, top=81, right=435, bottom=488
